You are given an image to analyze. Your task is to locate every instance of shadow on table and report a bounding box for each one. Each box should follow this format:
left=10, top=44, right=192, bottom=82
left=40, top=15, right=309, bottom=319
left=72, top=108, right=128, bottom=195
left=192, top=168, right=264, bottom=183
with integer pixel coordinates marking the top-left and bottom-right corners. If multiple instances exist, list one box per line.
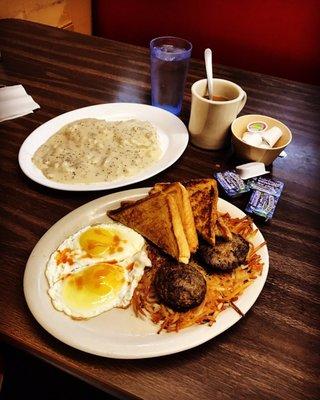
left=0, top=343, right=116, bottom=400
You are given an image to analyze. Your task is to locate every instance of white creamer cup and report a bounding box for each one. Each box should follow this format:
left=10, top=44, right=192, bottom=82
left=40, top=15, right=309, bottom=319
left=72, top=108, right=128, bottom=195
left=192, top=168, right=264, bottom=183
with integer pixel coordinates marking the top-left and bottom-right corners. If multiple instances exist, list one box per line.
left=261, top=126, right=283, bottom=147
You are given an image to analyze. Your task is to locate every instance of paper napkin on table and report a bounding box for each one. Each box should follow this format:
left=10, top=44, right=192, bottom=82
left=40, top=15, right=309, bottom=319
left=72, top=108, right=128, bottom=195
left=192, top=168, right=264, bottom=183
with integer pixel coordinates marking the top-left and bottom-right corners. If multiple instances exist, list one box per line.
left=0, top=85, right=40, bottom=122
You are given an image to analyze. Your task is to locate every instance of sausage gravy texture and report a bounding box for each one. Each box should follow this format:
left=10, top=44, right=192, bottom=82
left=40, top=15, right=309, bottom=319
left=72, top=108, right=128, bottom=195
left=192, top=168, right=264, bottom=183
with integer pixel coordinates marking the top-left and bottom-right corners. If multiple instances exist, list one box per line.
left=32, top=118, right=162, bottom=184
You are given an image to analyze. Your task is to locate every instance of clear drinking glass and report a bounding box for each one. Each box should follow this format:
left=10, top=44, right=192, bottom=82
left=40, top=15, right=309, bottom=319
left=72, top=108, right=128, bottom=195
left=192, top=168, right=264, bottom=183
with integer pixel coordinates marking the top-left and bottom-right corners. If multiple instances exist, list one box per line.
left=150, top=36, right=192, bottom=115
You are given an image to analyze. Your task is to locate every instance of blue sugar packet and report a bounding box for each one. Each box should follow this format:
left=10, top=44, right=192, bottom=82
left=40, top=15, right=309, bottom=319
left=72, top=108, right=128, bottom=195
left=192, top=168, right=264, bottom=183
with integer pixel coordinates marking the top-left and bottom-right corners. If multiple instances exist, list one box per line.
left=247, top=176, right=284, bottom=198
left=245, top=177, right=284, bottom=220
left=214, top=170, right=250, bottom=197
left=245, top=189, right=282, bottom=221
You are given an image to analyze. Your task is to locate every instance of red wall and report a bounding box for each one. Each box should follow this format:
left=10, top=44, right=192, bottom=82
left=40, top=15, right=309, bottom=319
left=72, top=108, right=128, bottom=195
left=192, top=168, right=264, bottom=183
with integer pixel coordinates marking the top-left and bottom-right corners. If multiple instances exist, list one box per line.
left=93, top=0, right=320, bottom=85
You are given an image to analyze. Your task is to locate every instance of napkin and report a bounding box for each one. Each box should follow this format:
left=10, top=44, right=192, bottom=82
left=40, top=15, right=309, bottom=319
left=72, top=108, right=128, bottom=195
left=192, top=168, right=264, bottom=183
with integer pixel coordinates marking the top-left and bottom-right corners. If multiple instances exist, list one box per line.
left=0, top=85, right=40, bottom=122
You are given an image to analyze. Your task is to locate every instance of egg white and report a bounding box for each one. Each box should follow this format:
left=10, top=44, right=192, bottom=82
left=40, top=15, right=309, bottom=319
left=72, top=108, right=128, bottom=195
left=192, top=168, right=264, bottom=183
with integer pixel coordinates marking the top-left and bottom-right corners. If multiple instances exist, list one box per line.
left=46, top=223, right=145, bottom=287
left=48, top=251, right=150, bottom=319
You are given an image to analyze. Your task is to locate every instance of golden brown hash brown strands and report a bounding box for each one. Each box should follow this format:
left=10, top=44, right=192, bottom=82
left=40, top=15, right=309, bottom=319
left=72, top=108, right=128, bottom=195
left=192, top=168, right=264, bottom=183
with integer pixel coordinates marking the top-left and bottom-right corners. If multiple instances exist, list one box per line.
left=218, top=213, right=254, bottom=237
left=249, top=241, right=267, bottom=257
left=230, top=301, right=245, bottom=317
left=131, top=216, right=265, bottom=332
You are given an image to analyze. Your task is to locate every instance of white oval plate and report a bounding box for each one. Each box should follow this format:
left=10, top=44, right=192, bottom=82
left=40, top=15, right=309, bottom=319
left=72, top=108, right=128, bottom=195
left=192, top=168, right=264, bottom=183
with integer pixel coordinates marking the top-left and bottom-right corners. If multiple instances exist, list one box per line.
left=18, top=103, right=189, bottom=191
left=23, top=188, right=269, bottom=359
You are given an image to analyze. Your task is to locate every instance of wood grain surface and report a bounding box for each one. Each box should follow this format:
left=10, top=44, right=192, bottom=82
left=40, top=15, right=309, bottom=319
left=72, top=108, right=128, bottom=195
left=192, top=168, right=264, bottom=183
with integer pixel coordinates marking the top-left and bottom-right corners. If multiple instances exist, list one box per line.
left=0, top=19, right=319, bottom=400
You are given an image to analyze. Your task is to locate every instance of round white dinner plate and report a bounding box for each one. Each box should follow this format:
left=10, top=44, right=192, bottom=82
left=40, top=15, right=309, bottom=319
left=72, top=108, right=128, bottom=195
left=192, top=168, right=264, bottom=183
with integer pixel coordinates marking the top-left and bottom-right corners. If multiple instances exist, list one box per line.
left=18, top=103, right=189, bottom=191
left=23, top=188, right=269, bottom=359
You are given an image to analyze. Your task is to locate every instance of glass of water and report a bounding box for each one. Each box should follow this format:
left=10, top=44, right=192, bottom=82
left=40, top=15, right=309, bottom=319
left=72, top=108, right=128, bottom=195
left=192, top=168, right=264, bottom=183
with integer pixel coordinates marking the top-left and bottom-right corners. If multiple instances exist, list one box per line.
left=150, top=36, right=192, bottom=115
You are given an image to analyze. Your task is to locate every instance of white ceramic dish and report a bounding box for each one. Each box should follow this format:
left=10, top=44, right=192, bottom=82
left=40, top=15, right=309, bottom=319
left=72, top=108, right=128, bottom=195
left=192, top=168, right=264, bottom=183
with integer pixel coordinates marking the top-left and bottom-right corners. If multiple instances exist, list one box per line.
left=23, top=188, right=269, bottom=359
left=18, top=103, right=189, bottom=191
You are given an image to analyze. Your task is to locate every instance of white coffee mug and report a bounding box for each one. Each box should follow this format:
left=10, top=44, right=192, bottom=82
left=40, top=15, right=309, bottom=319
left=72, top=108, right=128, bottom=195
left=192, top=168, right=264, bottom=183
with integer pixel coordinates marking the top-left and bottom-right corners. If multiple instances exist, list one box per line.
left=189, top=78, right=247, bottom=149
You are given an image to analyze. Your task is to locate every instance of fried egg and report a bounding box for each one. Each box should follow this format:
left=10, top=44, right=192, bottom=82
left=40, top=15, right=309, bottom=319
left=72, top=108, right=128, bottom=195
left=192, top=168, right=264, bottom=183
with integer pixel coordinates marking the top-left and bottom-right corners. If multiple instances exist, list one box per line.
left=46, top=223, right=151, bottom=319
left=48, top=251, right=149, bottom=319
left=46, top=223, right=145, bottom=286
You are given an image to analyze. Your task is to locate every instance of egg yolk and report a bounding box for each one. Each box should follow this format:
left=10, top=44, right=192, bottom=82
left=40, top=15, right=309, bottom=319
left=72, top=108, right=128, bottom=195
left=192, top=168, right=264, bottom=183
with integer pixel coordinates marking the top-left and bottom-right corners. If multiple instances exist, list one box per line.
left=62, top=262, right=125, bottom=310
left=79, top=227, right=125, bottom=258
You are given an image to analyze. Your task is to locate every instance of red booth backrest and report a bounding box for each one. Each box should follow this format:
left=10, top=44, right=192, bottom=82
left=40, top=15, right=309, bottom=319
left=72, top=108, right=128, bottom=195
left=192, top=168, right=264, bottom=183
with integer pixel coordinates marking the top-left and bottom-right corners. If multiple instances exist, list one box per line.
left=93, top=0, right=320, bottom=85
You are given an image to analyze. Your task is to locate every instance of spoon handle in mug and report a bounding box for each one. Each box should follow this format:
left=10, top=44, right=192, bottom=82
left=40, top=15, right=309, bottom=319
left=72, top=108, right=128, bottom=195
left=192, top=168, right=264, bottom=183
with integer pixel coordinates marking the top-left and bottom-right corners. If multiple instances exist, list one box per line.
left=204, top=48, right=214, bottom=100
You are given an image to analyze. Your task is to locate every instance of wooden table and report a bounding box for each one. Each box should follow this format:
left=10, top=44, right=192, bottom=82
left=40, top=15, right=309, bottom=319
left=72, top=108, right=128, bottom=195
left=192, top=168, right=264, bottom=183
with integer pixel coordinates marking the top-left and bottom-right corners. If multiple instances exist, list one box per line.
left=0, top=19, right=319, bottom=400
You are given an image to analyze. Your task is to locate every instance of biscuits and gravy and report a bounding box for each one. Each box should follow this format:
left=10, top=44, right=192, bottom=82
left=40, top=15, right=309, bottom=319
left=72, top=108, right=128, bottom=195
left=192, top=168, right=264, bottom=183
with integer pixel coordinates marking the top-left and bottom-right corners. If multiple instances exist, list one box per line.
left=33, top=118, right=162, bottom=184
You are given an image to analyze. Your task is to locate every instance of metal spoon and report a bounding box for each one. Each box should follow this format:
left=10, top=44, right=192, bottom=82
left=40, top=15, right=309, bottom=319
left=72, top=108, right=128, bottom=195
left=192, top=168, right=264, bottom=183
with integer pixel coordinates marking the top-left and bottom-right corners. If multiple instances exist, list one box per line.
left=204, top=48, right=214, bottom=100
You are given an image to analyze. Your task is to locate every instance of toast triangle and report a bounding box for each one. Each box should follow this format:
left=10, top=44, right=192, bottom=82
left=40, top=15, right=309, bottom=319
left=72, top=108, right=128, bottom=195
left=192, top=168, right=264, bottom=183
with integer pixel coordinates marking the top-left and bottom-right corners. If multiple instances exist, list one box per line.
left=149, top=182, right=198, bottom=253
left=108, top=191, right=190, bottom=263
left=183, top=179, right=218, bottom=245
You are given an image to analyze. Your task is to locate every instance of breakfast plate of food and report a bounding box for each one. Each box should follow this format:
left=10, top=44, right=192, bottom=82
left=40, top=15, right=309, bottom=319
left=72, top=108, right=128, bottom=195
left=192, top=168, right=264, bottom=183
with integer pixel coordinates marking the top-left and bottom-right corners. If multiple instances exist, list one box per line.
left=18, top=103, right=189, bottom=191
left=23, top=179, right=268, bottom=358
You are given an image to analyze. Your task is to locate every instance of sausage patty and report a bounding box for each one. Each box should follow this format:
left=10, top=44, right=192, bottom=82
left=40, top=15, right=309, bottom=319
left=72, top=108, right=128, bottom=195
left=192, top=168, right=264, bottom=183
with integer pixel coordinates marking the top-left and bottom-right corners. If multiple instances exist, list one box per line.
left=198, top=233, right=249, bottom=271
left=154, top=262, right=207, bottom=312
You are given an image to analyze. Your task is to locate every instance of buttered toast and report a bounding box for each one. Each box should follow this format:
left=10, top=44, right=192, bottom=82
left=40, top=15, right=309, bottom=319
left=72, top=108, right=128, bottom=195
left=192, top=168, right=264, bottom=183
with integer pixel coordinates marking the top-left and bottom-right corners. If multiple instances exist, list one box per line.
left=149, top=182, right=198, bottom=253
left=215, top=215, right=233, bottom=240
left=185, top=179, right=233, bottom=244
left=108, top=191, right=191, bottom=264
left=151, top=179, right=232, bottom=245
left=183, top=179, right=218, bottom=245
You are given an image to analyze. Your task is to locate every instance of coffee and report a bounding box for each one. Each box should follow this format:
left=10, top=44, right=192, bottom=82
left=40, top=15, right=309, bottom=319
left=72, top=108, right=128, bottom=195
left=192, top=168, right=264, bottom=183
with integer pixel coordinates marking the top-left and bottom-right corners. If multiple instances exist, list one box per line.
left=189, top=78, right=247, bottom=149
left=203, top=94, right=230, bottom=101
